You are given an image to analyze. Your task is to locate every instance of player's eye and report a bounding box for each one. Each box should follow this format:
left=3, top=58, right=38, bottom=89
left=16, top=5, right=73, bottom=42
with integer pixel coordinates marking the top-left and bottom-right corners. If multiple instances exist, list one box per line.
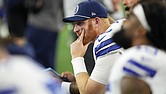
left=76, top=22, right=84, bottom=26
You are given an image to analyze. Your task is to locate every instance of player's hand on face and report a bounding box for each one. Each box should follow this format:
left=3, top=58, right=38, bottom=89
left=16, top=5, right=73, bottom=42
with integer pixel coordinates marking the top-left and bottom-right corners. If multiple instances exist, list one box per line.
left=61, top=72, right=76, bottom=82
left=70, top=29, right=90, bottom=59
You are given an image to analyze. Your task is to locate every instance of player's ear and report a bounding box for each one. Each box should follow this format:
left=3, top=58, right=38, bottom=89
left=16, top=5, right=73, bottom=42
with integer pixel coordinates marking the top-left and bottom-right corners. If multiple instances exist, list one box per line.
left=95, top=17, right=101, bottom=25
left=92, top=17, right=101, bottom=30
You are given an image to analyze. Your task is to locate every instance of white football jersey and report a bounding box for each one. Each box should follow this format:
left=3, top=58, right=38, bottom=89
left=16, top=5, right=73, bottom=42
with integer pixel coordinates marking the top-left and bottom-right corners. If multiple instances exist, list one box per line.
left=90, top=19, right=125, bottom=87
left=110, top=45, right=166, bottom=94
left=0, top=55, right=63, bottom=94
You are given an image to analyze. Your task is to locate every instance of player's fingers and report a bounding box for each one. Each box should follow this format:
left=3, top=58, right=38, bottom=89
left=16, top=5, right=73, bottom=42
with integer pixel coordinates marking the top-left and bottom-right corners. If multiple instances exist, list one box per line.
left=61, top=72, right=73, bottom=77
left=61, top=72, right=68, bottom=78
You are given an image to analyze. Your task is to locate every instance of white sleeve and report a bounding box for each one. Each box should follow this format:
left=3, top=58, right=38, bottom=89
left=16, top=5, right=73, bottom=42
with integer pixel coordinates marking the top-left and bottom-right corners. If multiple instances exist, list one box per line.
left=0, top=56, right=63, bottom=94
left=90, top=52, right=121, bottom=85
left=61, top=82, right=71, bottom=94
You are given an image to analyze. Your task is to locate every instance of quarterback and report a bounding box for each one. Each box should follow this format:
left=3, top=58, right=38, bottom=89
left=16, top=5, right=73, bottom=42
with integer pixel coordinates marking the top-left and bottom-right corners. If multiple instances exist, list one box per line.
left=62, top=1, right=124, bottom=94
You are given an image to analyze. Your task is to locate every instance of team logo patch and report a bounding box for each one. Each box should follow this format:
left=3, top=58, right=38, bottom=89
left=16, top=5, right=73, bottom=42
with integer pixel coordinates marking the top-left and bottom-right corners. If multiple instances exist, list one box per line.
left=91, top=12, right=96, bottom=16
left=74, top=5, right=79, bottom=15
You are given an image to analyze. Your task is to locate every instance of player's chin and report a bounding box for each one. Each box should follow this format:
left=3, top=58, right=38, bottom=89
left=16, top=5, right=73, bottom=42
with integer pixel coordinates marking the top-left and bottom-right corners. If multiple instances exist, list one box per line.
left=83, top=39, right=93, bottom=46
left=83, top=39, right=89, bottom=45
left=83, top=41, right=87, bottom=46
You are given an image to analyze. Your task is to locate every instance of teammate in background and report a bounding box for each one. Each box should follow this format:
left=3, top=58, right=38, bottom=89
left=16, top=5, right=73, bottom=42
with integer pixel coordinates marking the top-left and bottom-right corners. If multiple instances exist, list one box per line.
left=122, top=0, right=139, bottom=16
left=62, top=1, right=124, bottom=94
left=0, top=32, right=64, bottom=94
left=103, top=0, right=125, bottom=20
left=110, top=1, right=166, bottom=94
left=0, top=0, right=3, bottom=18
left=3, top=0, right=41, bottom=59
left=26, top=0, right=64, bottom=69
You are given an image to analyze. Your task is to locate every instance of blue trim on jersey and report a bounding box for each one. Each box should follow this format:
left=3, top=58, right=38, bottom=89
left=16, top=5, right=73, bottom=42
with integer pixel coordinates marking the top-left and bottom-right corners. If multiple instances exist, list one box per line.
left=123, top=67, right=141, bottom=77
left=128, top=59, right=157, bottom=77
left=106, top=83, right=111, bottom=91
left=95, top=44, right=121, bottom=58
left=0, top=88, right=17, bottom=94
left=98, top=35, right=106, bottom=42
left=95, top=38, right=113, bottom=53
left=105, top=29, right=112, bottom=33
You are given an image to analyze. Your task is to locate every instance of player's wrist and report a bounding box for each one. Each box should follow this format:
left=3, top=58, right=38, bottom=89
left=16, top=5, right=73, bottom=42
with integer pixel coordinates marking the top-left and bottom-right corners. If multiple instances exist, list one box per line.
left=71, top=55, right=84, bottom=59
left=71, top=57, right=87, bottom=76
left=61, top=82, right=71, bottom=94
left=70, top=82, right=80, bottom=94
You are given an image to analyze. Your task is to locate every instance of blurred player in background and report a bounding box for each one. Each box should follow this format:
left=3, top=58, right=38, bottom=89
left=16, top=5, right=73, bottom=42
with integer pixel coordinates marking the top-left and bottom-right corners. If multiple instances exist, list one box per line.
left=62, top=1, right=124, bottom=94
left=103, top=0, right=124, bottom=20
left=26, top=0, right=64, bottom=69
left=0, top=0, right=3, bottom=18
left=110, top=1, right=166, bottom=94
left=0, top=0, right=65, bottom=93
left=122, top=0, right=140, bottom=16
left=0, top=29, right=64, bottom=94
left=3, top=0, right=44, bottom=58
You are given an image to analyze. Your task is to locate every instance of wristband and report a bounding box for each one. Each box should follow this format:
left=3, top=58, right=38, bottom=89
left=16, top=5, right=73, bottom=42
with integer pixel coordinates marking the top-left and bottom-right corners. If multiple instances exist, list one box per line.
left=71, top=57, right=87, bottom=76
left=61, top=82, right=71, bottom=94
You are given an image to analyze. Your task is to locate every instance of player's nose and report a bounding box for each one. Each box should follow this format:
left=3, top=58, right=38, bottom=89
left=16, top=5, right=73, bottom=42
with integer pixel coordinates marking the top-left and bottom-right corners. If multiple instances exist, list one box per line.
left=73, top=24, right=80, bottom=34
left=122, top=0, right=128, bottom=6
